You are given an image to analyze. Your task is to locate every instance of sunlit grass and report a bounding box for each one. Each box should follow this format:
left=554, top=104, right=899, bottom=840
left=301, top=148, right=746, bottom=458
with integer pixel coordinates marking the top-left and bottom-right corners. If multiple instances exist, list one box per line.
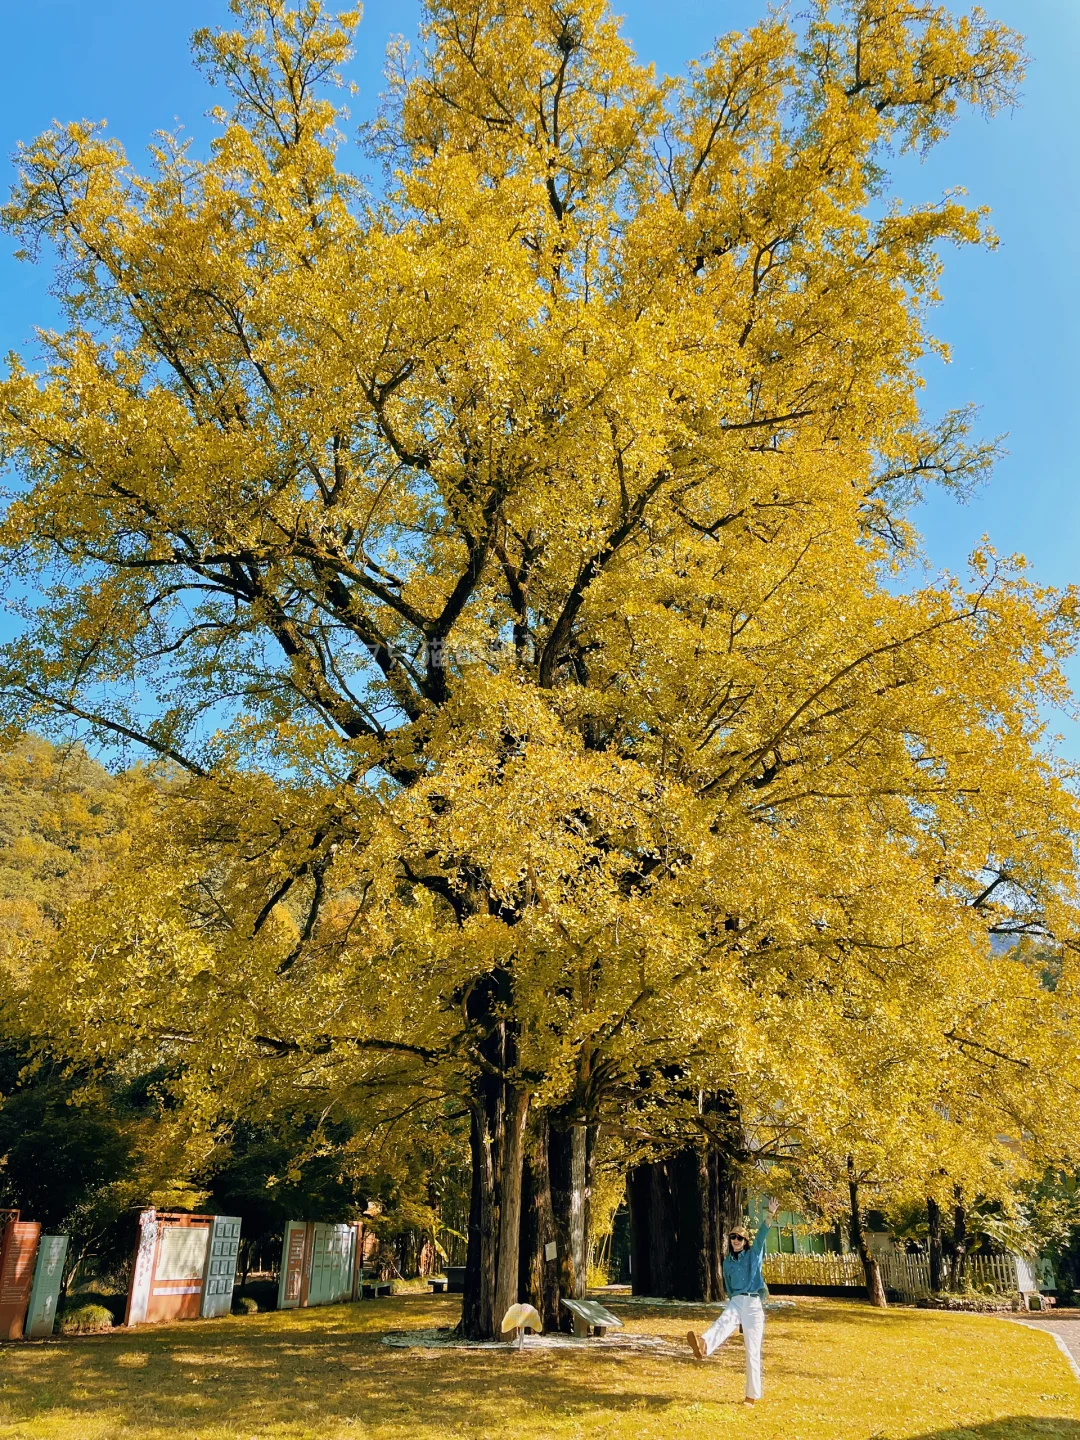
left=1, top=1295, right=1076, bottom=1440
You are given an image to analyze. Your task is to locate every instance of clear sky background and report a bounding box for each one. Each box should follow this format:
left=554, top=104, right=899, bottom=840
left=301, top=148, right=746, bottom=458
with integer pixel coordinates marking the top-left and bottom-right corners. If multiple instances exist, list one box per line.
left=1, top=1, right=1078, bottom=744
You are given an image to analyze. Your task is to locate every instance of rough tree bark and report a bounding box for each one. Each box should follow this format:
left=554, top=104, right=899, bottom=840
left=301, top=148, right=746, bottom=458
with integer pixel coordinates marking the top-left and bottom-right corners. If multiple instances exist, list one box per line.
left=626, top=1162, right=655, bottom=1297
left=709, top=1141, right=745, bottom=1296
left=927, top=1196, right=944, bottom=1292
left=627, top=1135, right=741, bottom=1301
left=645, top=1157, right=678, bottom=1296
left=460, top=972, right=532, bottom=1340
left=693, top=1147, right=712, bottom=1302
left=670, top=1147, right=710, bottom=1301
left=550, top=1117, right=590, bottom=1326
left=519, top=1110, right=561, bottom=1330
left=493, top=1085, right=530, bottom=1328
left=847, top=1158, right=888, bottom=1308
left=461, top=1083, right=500, bottom=1338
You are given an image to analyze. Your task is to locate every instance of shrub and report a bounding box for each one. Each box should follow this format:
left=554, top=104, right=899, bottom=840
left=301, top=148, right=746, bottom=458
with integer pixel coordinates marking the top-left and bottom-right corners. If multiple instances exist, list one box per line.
left=59, top=1304, right=115, bottom=1335
left=232, top=1295, right=259, bottom=1315
left=916, top=1294, right=1016, bottom=1314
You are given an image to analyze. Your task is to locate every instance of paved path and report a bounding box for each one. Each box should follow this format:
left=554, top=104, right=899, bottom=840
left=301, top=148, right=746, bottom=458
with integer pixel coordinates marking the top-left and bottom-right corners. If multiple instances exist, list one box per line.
left=1011, top=1316, right=1080, bottom=1383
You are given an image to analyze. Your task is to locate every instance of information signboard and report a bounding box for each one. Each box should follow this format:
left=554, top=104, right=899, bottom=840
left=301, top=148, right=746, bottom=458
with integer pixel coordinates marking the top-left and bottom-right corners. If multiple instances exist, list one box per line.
left=146, top=1218, right=209, bottom=1323
left=560, top=1297, right=623, bottom=1337
left=0, top=1221, right=41, bottom=1341
left=277, top=1222, right=308, bottom=1310
left=201, top=1216, right=241, bottom=1319
left=125, top=1210, right=159, bottom=1326
left=307, top=1224, right=354, bottom=1307
left=127, top=1210, right=234, bottom=1326
left=26, top=1235, right=68, bottom=1338
left=156, top=1225, right=209, bottom=1282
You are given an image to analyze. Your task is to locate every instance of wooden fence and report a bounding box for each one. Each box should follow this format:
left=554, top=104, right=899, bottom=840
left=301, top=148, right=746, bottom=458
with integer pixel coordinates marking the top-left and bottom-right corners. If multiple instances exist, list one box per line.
left=763, top=1252, right=863, bottom=1289
left=763, top=1250, right=1025, bottom=1301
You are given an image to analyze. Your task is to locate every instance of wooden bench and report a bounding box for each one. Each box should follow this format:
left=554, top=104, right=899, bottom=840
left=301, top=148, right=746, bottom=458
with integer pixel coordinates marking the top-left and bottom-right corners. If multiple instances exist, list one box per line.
left=560, top=1298, right=624, bottom=1338
left=359, top=1274, right=392, bottom=1298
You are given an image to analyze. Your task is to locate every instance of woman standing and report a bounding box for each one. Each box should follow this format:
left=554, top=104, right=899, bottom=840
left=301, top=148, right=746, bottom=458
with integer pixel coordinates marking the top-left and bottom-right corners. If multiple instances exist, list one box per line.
left=686, top=1197, right=780, bottom=1403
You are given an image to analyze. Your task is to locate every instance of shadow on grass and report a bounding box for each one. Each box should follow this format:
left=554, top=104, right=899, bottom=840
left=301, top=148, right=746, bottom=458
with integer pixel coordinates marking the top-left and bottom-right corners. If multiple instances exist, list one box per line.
left=6, top=1296, right=1077, bottom=1440
left=911, top=1423, right=1080, bottom=1439
left=4, top=1297, right=702, bottom=1436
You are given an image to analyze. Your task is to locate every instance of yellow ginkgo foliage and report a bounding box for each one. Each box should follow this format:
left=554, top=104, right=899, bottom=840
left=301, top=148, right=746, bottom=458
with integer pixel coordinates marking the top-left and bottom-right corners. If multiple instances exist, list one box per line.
left=2, top=0, right=1078, bottom=1337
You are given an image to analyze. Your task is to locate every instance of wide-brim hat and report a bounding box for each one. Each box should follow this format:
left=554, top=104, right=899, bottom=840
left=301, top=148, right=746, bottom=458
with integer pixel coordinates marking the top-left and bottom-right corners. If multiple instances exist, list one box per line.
left=728, top=1226, right=750, bottom=1243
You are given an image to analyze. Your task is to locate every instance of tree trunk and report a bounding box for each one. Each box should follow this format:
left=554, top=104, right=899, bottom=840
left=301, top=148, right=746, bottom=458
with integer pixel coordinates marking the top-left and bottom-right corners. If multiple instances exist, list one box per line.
left=670, top=1147, right=709, bottom=1300
left=708, top=1139, right=744, bottom=1299
left=627, top=1162, right=654, bottom=1297
left=626, top=1157, right=679, bottom=1297
left=584, top=1122, right=599, bottom=1282
left=848, top=1158, right=887, bottom=1308
left=694, top=1147, right=712, bottom=1302
left=519, top=1110, right=561, bottom=1331
left=949, top=1187, right=968, bottom=1290
left=627, top=1132, right=741, bottom=1302
left=460, top=973, right=518, bottom=1340
left=927, top=1196, right=943, bottom=1292
left=493, top=1085, right=529, bottom=1328
left=569, top=1123, right=588, bottom=1293
left=461, top=1090, right=499, bottom=1338
left=550, top=1118, right=590, bottom=1323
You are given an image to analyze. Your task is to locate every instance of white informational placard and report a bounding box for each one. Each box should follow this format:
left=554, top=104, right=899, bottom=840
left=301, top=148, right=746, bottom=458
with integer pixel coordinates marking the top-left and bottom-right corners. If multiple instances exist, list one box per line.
left=1014, top=1256, right=1038, bottom=1293
left=544, top=1241, right=558, bottom=1262
left=156, top=1226, right=210, bottom=1282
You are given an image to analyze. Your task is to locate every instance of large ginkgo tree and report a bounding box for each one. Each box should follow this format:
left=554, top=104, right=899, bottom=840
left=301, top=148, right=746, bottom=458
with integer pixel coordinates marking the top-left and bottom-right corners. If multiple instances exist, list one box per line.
left=3, top=0, right=1078, bottom=1335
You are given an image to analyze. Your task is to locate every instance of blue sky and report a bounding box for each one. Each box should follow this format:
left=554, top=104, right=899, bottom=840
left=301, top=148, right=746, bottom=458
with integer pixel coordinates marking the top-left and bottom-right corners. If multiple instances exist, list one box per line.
left=2, top=0, right=1078, bottom=744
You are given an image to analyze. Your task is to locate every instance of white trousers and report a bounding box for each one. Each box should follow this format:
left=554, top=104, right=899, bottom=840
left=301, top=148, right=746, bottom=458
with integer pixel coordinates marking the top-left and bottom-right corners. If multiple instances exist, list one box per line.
left=702, top=1293, right=764, bottom=1399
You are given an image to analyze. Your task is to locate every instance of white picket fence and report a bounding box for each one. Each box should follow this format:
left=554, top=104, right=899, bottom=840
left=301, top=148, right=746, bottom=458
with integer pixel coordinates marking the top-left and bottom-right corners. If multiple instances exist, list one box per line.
left=763, top=1249, right=1024, bottom=1301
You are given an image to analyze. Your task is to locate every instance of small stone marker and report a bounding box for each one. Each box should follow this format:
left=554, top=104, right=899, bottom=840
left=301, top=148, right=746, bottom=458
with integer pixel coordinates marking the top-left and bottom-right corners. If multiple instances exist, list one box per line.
left=560, top=1297, right=624, bottom=1338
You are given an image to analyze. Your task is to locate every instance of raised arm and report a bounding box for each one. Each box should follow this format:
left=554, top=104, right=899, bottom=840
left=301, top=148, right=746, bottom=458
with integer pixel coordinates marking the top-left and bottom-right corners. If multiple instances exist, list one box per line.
left=755, top=1197, right=780, bottom=1255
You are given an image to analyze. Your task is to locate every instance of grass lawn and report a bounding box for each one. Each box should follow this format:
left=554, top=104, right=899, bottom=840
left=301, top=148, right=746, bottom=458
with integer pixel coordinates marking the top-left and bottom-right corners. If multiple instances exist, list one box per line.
left=1, top=1295, right=1077, bottom=1440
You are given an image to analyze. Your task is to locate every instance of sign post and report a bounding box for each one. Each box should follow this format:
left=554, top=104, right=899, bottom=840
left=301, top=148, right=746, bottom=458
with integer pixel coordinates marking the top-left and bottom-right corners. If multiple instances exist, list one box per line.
left=0, top=1220, right=41, bottom=1341
left=26, top=1235, right=69, bottom=1338
left=277, top=1222, right=309, bottom=1310
left=125, top=1209, right=159, bottom=1326
left=126, top=1210, right=241, bottom=1327
left=201, top=1216, right=241, bottom=1318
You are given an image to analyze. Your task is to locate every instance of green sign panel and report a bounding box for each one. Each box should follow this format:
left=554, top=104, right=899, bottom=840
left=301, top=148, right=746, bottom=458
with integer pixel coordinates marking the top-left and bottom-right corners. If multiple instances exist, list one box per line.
left=201, top=1216, right=241, bottom=1319
left=307, top=1224, right=354, bottom=1307
left=27, top=1235, right=68, bottom=1338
